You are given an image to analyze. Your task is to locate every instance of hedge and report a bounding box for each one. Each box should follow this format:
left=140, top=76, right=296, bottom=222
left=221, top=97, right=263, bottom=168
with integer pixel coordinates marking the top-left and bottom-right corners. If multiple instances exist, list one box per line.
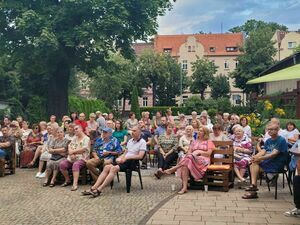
left=68, top=96, right=109, bottom=116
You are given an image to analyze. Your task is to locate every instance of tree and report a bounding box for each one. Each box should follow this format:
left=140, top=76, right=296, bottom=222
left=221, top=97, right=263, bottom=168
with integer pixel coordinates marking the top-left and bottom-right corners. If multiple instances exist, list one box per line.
left=137, top=50, right=186, bottom=106
left=293, top=45, right=300, bottom=54
left=130, top=86, right=140, bottom=119
left=211, top=75, right=230, bottom=99
left=190, top=57, right=218, bottom=100
left=229, top=19, right=288, bottom=36
left=230, top=27, right=277, bottom=93
left=0, top=0, right=172, bottom=118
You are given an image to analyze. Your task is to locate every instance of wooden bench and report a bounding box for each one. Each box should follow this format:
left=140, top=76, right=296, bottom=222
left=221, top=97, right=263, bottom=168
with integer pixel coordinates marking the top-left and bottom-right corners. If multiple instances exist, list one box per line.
left=203, top=141, right=234, bottom=192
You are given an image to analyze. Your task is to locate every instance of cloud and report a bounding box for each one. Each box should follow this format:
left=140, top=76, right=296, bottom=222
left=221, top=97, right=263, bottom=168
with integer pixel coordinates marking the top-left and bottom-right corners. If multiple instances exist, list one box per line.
left=158, top=0, right=300, bottom=34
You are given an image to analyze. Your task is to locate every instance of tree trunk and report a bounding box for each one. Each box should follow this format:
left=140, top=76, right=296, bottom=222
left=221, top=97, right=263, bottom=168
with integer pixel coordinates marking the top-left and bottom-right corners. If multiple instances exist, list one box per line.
left=47, top=62, right=70, bottom=119
left=152, top=81, right=156, bottom=106
left=200, top=91, right=205, bottom=100
left=122, top=97, right=126, bottom=116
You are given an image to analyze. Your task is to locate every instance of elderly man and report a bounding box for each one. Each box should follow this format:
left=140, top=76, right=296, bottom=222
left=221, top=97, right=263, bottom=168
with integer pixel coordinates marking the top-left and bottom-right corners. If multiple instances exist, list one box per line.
left=0, top=126, right=13, bottom=177
left=242, top=122, right=288, bottom=199
left=82, top=126, right=146, bottom=197
left=86, top=127, right=122, bottom=182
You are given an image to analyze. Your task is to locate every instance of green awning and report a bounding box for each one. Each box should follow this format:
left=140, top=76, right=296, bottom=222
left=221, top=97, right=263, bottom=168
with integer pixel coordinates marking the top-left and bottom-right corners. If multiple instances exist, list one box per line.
left=247, top=64, right=300, bottom=84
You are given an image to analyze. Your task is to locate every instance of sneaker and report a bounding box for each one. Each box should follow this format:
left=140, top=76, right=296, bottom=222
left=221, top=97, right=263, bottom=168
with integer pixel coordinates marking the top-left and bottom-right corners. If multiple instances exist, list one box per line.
left=35, top=172, right=42, bottom=178
left=39, top=172, right=46, bottom=178
left=284, top=208, right=300, bottom=217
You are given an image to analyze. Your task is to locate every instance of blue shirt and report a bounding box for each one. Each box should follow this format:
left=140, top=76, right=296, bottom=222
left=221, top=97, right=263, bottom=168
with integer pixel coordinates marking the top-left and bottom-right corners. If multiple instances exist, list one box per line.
left=93, top=136, right=122, bottom=159
left=154, top=126, right=166, bottom=137
left=264, top=136, right=288, bottom=170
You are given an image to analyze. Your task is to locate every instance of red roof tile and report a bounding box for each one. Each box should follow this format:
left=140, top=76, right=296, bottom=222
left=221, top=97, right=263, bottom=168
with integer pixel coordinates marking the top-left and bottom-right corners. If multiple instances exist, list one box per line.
left=154, top=33, right=244, bottom=56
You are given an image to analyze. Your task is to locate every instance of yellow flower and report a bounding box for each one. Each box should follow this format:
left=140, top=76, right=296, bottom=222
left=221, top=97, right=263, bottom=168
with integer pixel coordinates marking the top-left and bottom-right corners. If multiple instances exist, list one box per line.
left=275, top=108, right=285, bottom=116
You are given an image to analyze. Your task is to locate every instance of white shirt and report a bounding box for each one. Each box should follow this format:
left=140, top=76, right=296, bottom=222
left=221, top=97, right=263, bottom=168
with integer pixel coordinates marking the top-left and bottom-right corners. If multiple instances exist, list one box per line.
left=242, top=125, right=252, bottom=138
left=284, top=128, right=300, bottom=139
left=125, top=138, right=147, bottom=158
left=263, top=128, right=288, bottom=142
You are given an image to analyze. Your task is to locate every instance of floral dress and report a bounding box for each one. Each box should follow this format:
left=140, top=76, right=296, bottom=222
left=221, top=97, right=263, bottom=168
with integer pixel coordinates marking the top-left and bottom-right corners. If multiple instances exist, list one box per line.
left=177, top=140, right=215, bottom=180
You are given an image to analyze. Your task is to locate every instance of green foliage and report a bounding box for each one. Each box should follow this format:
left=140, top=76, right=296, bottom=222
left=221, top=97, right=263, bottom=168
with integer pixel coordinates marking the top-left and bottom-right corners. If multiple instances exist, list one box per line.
left=0, top=0, right=173, bottom=116
left=25, top=96, right=47, bottom=123
left=211, top=75, right=230, bottom=99
left=68, top=96, right=109, bottom=117
left=190, top=57, right=218, bottom=99
left=184, top=96, right=232, bottom=114
left=231, top=105, right=252, bottom=115
left=230, top=27, right=277, bottom=93
left=140, top=106, right=184, bottom=118
left=293, top=45, right=300, bottom=54
left=137, top=49, right=188, bottom=106
left=130, top=86, right=141, bottom=120
left=229, top=19, right=288, bottom=36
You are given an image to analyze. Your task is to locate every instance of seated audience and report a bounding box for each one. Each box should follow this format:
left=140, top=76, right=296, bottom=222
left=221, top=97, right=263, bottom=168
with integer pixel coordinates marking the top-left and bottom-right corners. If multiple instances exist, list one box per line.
left=65, top=123, right=75, bottom=141
left=81, top=126, right=146, bottom=197
left=209, top=124, right=229, bottom=141
left=141, top=111, right=152, bottom=131
left=223, top=113, right=230, bottom=133
left=154, top=123, right=178, bottom=179
left=231, top=125, right=252, bottom=184
left=153, top=111, right=162, bottom=130
left=176, top=114, right=189, bottom=137
left=138, top=120, right=152, bottom=169
left=191, top=118, right=201, bottom=139
left=70, top=112, right=78, bottom=122
left=125, top=112, right=138, bottom=132
left=240, top=116, right=252, bottom=138
left=96, top=111, right=106, bottom=133
left=43, top=128, right=69, bottom=187
left=178, top=125, right=194, bottom=159
left=21, top=121, right=32, bottom=143
left=242, top=122, right=288, bottom=199
left=166, top=108, right=175, bottom=125
left=284, top=121, right=299, bottom=145
left=112, top=120, right=128, bottom=147
left=86, top=113, right=98, bottom=135
left=23, top=124, right=43, bottom=153
left=86, top=127, right=122, bottom=182
left=0, top=126, right=13, bottom=176
left=48, top=115, right=59, bottom=129
left=59, top=125, right=90, bottom=191
left=228, top=114, right=240, bottom=135
left=164, top=127, right=215, bottom=194
left=263, top=117, right=288, bottom=142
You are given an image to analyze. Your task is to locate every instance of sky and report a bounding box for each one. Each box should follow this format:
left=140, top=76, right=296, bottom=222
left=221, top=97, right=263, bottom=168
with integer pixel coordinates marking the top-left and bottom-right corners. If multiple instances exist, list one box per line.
left=158, top=0, right=300, bottom=34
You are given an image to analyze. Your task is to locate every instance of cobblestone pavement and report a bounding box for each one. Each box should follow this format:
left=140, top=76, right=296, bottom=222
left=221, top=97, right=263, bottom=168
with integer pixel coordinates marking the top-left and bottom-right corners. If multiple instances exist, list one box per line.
left=145, top=176, right=299, bottom=225
left=0, top=168, right=180, bottom=225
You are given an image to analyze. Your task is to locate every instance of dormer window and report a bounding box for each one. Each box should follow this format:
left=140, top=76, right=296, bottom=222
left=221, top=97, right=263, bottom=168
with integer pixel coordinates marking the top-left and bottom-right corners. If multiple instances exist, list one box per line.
left=226, top=47, right=238, bottom=52
left=163, top=48, right=172, bottom=53
left=210, top=47, right=216, bottom=52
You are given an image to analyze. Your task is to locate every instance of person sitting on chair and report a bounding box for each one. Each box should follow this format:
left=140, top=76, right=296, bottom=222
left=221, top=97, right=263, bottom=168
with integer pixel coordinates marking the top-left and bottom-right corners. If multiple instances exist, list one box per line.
left=86, top=127, right=122, bottom=182
left=242, top=122, right=288, bottom=199
left=0, top=126, right=13, bottom=177
left=81, top=126, right=146, bottom=198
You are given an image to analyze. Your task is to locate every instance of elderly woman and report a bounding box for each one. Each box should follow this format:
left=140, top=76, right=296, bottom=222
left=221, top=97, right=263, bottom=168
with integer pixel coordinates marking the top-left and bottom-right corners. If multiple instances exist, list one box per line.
left=43, top=128, right=69, bottom=187
left=86, top=113, right=99, bottom=135
left=141, top=111, right=152, bottom=131
left=59, top=125, right=90, bottom=191
left=154, top=122, right=178, bottom=179
left=178, top=125, right=194, bottom=159
left=176, top=114, right=189, bottom=138
left=231, top=125, right=252, bottom=184
left=164, top=127, right=215, bottom=194
left=209, top=124, right=229, bottom=141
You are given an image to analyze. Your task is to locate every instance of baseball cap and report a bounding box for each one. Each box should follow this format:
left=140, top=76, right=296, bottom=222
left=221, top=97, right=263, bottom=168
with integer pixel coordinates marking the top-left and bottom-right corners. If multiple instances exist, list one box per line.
left=102, top=127, right=113, bottom=133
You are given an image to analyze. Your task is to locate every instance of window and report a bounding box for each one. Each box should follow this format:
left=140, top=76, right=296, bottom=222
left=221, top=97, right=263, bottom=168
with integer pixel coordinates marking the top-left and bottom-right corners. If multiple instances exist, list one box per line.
left=288, top=42, right=297, bottom=49
left=235, top=61, right=238, bottom=68
left=163, top=48, right=172, bottom=53
left=142, top=97, right=148, bottom=107
left=188, top=46, right=191, bottom=52
left=224, top=61, right=229, bottom=69
left=210, top=47, right=216, bottom=52
left=182, top=96, right=188, bottom=103
left=226, top=47, right=238, bottom=52
left=117, top=99, right=123, bottom=107
left=182, top=60, right=188, bottom=70
left=232, top=95, right=241, bottom=105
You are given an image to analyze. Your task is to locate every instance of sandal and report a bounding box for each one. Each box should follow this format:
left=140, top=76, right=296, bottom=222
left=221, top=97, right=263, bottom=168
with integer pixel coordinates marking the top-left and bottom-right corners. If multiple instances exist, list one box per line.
left=61, top=181, right=71, bottom=187
left=81, top=188, right=95, bottom=196
left=177, top=190, right=187, bottom=195
left=245, top=185, right=259, bottom=192
left=242, top=192, right=258, bottom=199
left=154, top=170, right=163, bottom=179
left=90, top=189, right=101, bottom=198
left=42, top=182, right=49, bottom=187
left=71, top=186, right=78, bottom=191
left=49, top=183, right=55, bottom=188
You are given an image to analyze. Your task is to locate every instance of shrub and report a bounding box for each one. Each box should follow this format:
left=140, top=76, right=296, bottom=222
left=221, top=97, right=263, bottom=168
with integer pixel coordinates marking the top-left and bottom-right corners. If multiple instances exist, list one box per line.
left=25, top=95, right=47, bottom=123
left=140, top=106, right=185, bottom=118
left=68, top=96, right=109, bottom=117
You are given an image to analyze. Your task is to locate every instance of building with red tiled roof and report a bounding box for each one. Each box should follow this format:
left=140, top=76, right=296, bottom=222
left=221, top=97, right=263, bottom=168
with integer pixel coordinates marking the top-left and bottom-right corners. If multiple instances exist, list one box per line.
left=154, top=33, right=246, bottom=105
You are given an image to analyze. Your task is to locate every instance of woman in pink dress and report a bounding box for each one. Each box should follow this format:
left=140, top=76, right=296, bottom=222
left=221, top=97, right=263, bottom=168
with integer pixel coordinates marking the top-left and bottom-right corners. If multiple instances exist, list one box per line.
left=164, top=126, right=215, bottom=194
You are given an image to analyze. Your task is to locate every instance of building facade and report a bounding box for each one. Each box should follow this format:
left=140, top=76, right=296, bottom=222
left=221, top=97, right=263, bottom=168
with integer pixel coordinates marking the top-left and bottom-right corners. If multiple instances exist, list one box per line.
left=153, top=33, right=246, bottom=105
left=272, top=30, right=300, bottom=61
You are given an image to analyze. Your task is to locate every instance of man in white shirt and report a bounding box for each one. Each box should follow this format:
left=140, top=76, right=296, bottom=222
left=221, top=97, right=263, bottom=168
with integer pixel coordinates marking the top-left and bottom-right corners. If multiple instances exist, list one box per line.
left=82, top=126, right=146, bottom=197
